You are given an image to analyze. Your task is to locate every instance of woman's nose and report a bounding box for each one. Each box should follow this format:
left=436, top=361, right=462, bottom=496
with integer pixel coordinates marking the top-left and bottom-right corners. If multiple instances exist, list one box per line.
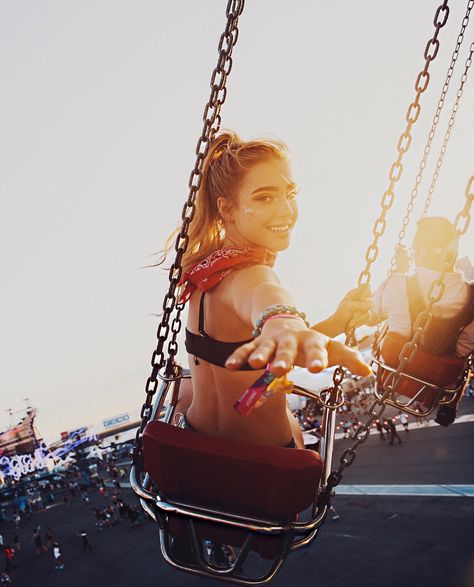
left=276, top=197, right=294, bottom=217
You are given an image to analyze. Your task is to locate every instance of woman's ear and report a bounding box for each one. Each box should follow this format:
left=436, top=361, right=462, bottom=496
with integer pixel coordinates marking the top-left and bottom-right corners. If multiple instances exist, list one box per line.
left=217, top=197, right=234, bottom=224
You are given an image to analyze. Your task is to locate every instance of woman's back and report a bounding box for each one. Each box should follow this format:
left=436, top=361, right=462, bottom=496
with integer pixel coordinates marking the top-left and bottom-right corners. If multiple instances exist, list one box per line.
left=186, top=270, right=295, bottom=447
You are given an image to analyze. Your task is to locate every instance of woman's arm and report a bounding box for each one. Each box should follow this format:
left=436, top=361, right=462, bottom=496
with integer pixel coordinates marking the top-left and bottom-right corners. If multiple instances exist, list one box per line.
left=223, top=266, right=372, bottom=377
left=313, top=284, right=375, bottom=337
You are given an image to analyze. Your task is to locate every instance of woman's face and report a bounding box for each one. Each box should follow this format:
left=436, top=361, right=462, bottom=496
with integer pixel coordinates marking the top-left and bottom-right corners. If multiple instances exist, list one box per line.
left=222, top=156, right=298, bottom=251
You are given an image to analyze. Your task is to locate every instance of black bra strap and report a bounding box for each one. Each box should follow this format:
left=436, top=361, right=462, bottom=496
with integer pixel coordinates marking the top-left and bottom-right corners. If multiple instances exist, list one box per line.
left=198, top=292, right=207, bottom=336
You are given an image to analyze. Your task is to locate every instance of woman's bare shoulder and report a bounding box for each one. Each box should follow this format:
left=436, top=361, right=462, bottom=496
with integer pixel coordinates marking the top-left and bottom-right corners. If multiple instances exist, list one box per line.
left=225, top=264, right=281, bottom=290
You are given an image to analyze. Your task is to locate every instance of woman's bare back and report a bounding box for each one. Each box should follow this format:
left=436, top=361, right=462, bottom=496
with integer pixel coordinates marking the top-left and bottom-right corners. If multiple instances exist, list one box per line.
left=185, top=277, right=296, bottom=447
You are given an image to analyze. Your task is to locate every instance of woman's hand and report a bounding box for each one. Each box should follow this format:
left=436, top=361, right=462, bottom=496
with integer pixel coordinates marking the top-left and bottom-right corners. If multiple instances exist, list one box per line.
left=313, top=285, right=375, bottom=337
left=225, top=319, right=372, bottom=378
left=332, top=284, right=374, bottom=332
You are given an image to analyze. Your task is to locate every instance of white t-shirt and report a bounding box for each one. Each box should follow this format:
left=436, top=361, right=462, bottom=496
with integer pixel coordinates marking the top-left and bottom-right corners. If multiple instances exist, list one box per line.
left=53, top=546, right=61, bottom=559
left=373, top=267, right=474, bottom=357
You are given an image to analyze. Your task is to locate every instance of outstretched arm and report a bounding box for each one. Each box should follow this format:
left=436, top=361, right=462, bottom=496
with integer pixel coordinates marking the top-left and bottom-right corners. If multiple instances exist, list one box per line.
left=223, top=266, right=372, bottom=378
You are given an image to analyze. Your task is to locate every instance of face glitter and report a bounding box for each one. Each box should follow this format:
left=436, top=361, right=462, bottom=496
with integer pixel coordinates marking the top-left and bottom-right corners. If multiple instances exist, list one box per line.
left=243, top=207, right=255, bottom=215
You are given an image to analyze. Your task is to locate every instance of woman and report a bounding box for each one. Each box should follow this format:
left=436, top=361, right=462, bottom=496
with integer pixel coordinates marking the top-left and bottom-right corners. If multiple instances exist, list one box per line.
left=168, top=131, right=372, bottom=448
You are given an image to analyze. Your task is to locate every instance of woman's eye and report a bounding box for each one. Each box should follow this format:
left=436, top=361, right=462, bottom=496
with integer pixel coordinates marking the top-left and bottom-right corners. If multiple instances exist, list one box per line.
left=258, top=195, right=273, bottom=202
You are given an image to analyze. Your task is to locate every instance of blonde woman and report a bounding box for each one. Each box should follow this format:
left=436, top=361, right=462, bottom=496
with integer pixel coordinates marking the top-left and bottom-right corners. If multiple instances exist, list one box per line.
left=167, top=131, right=372, bottom=448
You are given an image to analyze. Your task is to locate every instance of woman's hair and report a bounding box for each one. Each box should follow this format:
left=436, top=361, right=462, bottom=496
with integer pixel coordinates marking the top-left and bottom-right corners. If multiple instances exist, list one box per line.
left=160, top=130, right=288, bottom=275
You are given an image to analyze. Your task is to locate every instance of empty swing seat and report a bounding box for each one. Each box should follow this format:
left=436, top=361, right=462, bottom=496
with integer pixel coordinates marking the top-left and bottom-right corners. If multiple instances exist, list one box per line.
left=143, top=420, right=324, bottom=560
left=378, top=332, right=466, bottom=408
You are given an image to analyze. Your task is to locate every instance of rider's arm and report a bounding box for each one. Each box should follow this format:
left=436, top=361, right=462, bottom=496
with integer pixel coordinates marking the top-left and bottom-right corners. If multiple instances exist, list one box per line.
left=223, top=266, right=372, bottom=377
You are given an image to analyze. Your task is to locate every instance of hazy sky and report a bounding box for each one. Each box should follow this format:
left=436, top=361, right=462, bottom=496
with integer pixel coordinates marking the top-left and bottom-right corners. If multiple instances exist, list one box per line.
left=1, top=1, right=473, bottom=443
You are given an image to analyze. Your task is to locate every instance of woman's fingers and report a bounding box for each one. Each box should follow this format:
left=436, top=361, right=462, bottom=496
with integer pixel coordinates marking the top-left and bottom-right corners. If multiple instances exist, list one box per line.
left=301, top=334, right=329, bottom=372
left=267, top=335, right=298, bottom=376
left=247, top=338, right=276, bottom=369
left=226, top=330, right=371, bottom=378
left=326, top=340, right=372, bottom=376
left=225, top=340, right=258, bottom=370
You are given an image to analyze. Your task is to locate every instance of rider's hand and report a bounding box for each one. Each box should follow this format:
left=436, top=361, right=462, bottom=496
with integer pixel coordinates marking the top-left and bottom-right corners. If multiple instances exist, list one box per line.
left=332, top=284, right=374, bottom=332
left=225, top=319, right=372, bottom=377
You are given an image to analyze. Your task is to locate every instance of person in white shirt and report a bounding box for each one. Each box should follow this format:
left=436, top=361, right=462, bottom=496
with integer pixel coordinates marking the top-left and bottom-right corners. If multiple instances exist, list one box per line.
left=398, top=411, right=409, bottom=432
left=371, top=217, right=473, bottom=426
left=372, top=216, right=474, bottom=358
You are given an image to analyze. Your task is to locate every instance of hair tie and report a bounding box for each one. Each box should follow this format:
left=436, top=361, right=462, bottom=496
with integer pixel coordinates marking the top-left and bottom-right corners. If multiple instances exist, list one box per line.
left=212, top=148, right=224, bottom=161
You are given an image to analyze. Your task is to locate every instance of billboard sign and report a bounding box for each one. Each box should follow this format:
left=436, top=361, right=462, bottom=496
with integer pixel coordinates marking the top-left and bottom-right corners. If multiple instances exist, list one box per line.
left=102, top=413, right=130, bottom=429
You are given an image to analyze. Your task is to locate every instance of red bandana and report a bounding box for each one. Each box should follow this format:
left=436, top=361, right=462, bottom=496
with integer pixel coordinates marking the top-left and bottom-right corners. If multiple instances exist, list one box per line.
left=179, top=245, right=276, bottom=304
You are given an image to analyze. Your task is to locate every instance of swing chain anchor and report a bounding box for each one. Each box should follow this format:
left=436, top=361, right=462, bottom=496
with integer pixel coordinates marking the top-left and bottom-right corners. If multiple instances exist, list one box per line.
left=132, top=0, right=245, bottom=472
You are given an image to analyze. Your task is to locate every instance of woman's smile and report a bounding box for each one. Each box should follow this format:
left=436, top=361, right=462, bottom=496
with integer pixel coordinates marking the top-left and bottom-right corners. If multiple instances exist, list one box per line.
left=223, top=157, right=299, bottom=251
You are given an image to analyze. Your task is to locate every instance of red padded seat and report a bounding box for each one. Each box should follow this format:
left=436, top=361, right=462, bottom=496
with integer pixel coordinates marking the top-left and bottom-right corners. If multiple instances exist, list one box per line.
left=143, top=420, right=323, bottom=522
left=379, top=332, right=465, bottom=407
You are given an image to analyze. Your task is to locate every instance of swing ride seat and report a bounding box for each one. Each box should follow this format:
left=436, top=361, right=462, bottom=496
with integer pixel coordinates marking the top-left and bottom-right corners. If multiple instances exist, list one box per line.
left=375, top=331, right=467, bottom=410
left=141, top=419, right=325, bottom=582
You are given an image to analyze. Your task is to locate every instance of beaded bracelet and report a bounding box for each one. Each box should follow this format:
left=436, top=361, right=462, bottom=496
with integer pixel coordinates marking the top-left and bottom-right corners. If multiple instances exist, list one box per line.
left=252, top=304, right=310, bottom=337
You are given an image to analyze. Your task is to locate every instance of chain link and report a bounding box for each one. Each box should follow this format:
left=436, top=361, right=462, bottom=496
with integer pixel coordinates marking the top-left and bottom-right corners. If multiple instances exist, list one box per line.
left=329, top=0, right=450, bottom=417
left=356, top=0, right=449, bottom=292
left=133, top=0, right=245, bottom=469
left=423, top=39, right=474, bottom=216
left=387, top=1, right=473, bottom=277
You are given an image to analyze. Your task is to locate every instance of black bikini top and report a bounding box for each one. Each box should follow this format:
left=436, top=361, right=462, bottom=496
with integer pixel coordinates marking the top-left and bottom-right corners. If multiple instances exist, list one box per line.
left=185, top=292, right=255, bottom=370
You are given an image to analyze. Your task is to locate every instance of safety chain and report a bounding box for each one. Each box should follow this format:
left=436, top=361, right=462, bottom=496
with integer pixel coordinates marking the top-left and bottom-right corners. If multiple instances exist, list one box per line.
left=388, top=0, right=473, bottom=276
left=133, top=0, right=245, bottom=469
left=324, top=175, right=473, bottom=497
left=422, top=39, right=474, bottom=216
left=328, top=0, right=450, bottom=412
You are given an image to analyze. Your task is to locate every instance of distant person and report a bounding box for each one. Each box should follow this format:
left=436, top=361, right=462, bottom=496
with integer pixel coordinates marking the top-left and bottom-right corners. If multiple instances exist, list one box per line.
left=375, top=420, right=386, bottom=440
left=77, top=530, right=93, bottom=553
left=32, top=527, right=46, bottom=556
left=341, top=420, right=351, bottom=439
left=52, top=542, right=65, bottom=570
left=12, top=536, right=19, bottom=553
left=329, top=505, right=340, bottom=520
left=45, top=527, right=54, bottom=550
left=383, top=418, right=402, bottom=445
left=2, top=547, right=16, bottom=573
left=465, top=374, right=474, bottom=399
left=398, top=411, right=409, bottom=433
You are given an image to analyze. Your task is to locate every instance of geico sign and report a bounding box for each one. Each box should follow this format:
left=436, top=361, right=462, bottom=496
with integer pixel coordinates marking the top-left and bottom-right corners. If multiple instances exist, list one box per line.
left=102, top=414, right=130, bottom=428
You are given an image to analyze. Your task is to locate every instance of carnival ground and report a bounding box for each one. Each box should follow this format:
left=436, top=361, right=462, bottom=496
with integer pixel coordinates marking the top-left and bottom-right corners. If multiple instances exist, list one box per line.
left=1, top=398, right=474, bottom=587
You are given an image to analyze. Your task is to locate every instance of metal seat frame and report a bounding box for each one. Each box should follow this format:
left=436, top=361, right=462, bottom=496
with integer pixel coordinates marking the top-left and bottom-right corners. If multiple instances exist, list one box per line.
left=371, top=347, right=471, bottom=418
left=130, top=367, right=340, bottom=585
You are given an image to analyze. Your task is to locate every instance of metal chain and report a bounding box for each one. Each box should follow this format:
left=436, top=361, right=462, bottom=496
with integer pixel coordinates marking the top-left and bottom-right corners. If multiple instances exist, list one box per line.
left=423, top=39, right=474, bottom=216
left=388, top=0, right=473, bottom=277
left=324, top=174, right=473, bottom=497
left=133, top=0, right=245, bottom=468
left=329, top=0, right=450, bottom=409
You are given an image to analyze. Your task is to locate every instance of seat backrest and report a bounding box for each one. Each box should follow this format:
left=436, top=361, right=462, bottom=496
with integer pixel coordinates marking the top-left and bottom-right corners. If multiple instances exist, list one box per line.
left=143, top=420, right=323, bottom=522
left=406, top=277, right=474, bottom=356
left=379, top=332, right=466, bottom=406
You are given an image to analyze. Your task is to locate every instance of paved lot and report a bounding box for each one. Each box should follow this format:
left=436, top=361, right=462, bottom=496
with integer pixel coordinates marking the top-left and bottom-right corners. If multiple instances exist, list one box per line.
left=1, top=399, right=473, bottom=587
